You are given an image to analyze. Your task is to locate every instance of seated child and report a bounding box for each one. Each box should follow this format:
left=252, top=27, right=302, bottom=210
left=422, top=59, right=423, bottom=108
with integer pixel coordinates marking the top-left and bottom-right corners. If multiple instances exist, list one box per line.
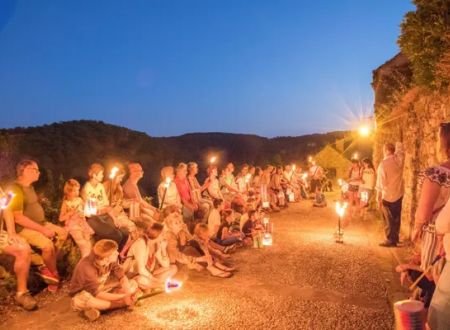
left=184, top=224, right=235, bottom=278
left=395, top=252, right=436, bottom=308
left=69, top=239, right=139, bottom=321
left=214, top=209, right=244, bottom=246
left=59, top=179, right=94, bottom=257
left=123, top=221, right=177, bottom=291
left=242, top=210, right=264, bottom=238
left=163, top=212, right=207, bottom=271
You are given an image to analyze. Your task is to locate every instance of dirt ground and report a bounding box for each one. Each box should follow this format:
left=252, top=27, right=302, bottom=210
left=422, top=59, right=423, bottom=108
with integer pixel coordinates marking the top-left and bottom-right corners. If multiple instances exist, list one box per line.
left=1, top=192, right=408, bottom=330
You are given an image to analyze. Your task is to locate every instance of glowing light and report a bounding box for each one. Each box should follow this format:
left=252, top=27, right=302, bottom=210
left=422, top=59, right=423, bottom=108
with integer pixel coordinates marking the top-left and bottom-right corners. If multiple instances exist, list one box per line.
left=263, top=217, right=269, bottom=226
left=292, top=164, right=296, bottom=171
left=164, top=177, right=172, bottom=189
left=302, top=173, right=308, bottom=180
left=262, top=233, right=273, bottom=246
left=165, top=278, right=182, bottom=293
left=84, top=198, right=98, bottom=217
left=353, top=153, right=359, bottom=160
left=262, top=201, right=270, bottom=208
left=245, top=173, right=252, bottom=184
left=209, top=156, right=217, bottom=164
left=337, top=178, right=343, bottom=186
left=109, top=166, right=119, bottom=180
left=358, top=125, right=371, bottom=137
left=335, top=201, right=348, bottom=218
left=360, top=191, right=369, bottom=203
left=0, top=190, right=15, bottom=210
left=308, top=156, right=313, bottom=163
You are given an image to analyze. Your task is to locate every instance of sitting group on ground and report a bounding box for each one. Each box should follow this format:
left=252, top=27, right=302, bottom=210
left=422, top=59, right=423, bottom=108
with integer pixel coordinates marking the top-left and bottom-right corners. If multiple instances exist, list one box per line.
left=0, top=158, right=324, bottom=320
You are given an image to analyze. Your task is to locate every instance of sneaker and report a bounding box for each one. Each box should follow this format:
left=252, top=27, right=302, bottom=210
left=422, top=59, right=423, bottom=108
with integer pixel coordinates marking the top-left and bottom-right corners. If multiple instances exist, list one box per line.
left=47, top=284, right=59, bottom=293
left=15, top=291, right=37, bottom=311
left=83, top=308, right=100, bottom=322
left=39, top=267, right=59, bottom=285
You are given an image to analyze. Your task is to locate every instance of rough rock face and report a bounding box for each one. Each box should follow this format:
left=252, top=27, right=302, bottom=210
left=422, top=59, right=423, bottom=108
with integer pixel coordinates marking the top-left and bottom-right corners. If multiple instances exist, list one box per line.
left=372, top=53, right=450, bottom=239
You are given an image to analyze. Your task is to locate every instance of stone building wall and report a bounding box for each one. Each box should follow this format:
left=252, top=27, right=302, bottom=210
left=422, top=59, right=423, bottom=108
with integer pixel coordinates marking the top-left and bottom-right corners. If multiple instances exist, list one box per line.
left=372, top=54, right=450, bottom=239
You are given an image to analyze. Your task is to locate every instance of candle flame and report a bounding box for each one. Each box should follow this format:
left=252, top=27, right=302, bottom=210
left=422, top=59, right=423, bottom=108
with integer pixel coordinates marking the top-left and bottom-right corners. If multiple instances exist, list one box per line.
left=164, top=177, right=172, bottom=188
left=210, top=156, right=217, bottom=164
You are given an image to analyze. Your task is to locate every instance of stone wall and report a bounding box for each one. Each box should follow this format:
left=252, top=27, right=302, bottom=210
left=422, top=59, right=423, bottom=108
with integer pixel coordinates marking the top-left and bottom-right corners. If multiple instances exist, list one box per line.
left=372, top=53, right=450, bottom=239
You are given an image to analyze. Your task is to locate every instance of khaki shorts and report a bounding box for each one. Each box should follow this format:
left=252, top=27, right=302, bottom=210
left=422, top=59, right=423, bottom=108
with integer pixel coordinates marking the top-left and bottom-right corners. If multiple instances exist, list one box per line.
left=71, top=290, right=94, bottom=311
left=19, top=223, right=68, bottom=249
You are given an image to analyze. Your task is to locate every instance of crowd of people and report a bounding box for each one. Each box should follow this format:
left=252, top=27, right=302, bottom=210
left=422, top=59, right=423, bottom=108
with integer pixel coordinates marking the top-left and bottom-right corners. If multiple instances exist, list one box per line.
left=4, top=129, right=450, bottom=328
left=0, top=158, right=323, bottom=321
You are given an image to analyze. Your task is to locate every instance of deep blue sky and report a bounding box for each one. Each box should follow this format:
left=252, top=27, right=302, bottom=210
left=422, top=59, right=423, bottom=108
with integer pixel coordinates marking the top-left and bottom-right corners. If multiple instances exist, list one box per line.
left=0, top=0, right=414, bottom=137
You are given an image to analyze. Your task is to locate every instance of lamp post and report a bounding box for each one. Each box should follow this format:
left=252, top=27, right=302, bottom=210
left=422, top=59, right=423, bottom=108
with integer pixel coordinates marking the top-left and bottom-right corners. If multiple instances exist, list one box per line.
left=334, top=201, right=348, bottom=243
left=159, top=177, right=172, bottom=210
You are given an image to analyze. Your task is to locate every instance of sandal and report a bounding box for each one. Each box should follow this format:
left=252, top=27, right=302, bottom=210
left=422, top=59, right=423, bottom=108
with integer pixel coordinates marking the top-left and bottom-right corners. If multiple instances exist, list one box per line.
left=208, top=266, right=232, bottom=278
left=214, top=263, right=236, bottom=272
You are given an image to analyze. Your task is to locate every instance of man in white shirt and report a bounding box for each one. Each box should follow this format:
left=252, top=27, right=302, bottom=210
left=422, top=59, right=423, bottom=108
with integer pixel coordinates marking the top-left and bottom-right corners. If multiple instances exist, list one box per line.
left=376, top=142, right=405, bottom=247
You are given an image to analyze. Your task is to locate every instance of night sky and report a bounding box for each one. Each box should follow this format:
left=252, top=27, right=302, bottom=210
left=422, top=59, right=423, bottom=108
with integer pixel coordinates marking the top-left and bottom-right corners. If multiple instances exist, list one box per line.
left=0, top=0, right=414, bottom=137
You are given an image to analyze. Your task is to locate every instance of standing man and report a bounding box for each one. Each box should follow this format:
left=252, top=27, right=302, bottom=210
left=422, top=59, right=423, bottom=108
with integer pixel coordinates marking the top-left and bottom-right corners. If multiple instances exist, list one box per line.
left=376, top=142, right=405, bottom=247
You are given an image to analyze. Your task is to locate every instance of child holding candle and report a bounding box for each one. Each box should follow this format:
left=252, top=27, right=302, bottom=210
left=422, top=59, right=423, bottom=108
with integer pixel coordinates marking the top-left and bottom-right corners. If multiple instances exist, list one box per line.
left=59, top=179, right=94, bottom=258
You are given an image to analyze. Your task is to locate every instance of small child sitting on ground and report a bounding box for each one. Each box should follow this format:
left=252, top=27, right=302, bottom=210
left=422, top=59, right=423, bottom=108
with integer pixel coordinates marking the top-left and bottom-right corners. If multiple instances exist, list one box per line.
left=313, top=186, right=327, bottom=208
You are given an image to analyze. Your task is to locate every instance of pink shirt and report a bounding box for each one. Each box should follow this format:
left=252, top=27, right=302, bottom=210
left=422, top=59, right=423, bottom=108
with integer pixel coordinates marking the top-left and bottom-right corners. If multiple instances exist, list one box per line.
left=174, top=177, right=193, bottom=205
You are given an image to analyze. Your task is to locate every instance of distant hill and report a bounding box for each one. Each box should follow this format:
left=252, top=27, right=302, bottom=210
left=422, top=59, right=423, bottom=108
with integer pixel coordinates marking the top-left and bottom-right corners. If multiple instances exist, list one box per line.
left=0, top=120, right=349, bottom=198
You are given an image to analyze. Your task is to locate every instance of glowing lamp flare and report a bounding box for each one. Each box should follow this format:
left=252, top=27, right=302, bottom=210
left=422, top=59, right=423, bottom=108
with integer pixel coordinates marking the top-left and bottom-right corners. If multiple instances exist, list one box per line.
left=262, top=201, right=270, bottom=209
left=308, top=156, right=313, bottom=163
left=358, top=125, right=371, bottom=137
left=209, top=156, right=217, bottom=164
left=335, top=201, right=348, bottom=218
left=292, top=164, right=296, bottom=171
left=0, top=190, right=15, bottom=210
left=353, top=153, right=359, bottom=160
left=245, top=173, right=252, bottom=184
left=165, top=278, right=182, bottom=293
left=109, top=166, right=119, bottom=180
left=337, top=178, right=343, bottom=186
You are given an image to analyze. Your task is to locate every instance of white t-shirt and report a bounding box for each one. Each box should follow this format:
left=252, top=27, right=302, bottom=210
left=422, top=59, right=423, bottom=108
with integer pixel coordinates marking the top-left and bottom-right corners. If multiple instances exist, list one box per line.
left=208, top=208, right=221, bottom=238
left=82, top=181, right=109, bottom=209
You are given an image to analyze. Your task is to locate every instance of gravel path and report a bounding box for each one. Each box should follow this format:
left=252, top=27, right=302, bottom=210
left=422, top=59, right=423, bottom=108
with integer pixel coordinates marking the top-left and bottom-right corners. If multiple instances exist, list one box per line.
left=2, top=194, right=401, bottom=330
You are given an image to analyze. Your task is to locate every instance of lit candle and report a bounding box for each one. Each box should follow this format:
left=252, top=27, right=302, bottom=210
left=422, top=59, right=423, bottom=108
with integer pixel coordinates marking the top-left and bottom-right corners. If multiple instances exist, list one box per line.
left=353, top=152, right=359, bottom=160
left=209, top=156, right=217, bottom=164
left=165, top=278, right=182, bottom=293
left=108, top=166, right=119, bottom=204
left=159, top=177, right=172, bottom=210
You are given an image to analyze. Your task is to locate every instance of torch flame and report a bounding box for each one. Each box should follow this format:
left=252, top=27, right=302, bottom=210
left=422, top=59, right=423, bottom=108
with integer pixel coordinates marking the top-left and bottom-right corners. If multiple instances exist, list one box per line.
left=164, top=177, right=172, bottom=188
left=109, top=166, right=119, bottom=180
left=210, top=156, right=217, bottom=164
left=335, top=201, right=348, bottom=218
